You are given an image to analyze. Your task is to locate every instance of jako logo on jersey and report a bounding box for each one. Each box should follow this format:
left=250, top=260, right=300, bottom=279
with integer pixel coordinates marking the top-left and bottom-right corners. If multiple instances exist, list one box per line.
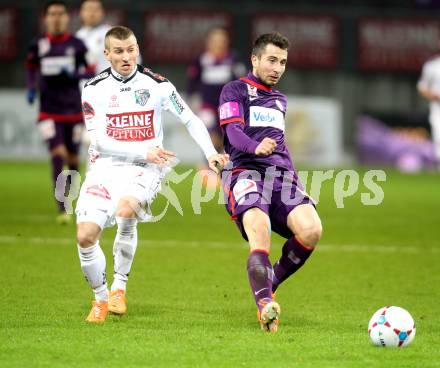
left=170, top=91, right=184, bottom=114
left=106, top=111, right=155, bottom=141
left=82, top=101, right=95, bottom=119
left=135, top=89, right=150, bottom=106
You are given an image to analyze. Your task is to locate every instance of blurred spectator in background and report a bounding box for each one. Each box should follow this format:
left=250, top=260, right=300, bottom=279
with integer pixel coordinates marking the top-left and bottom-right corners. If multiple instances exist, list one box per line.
left=26, top=0, right=94, bottom=224
left=76, top=0, right=111, bottom=82
left=417, top=46, right=440, bottom=169
left=187, top=26, right=245, bottom=152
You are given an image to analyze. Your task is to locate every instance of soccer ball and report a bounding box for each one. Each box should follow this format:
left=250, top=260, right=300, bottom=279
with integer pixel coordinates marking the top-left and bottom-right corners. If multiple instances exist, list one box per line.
left=368, top=306, right=416, bottom=348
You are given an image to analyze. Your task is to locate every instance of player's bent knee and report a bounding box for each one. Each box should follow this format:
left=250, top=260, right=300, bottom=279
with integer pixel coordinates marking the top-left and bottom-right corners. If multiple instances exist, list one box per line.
left=116, top=198, right=138, bottom=218
left=77, top=223, right=100, bottom=247
left=242, top=208, right=271, bottom=248
left=297, top=222, right=322, bottom=248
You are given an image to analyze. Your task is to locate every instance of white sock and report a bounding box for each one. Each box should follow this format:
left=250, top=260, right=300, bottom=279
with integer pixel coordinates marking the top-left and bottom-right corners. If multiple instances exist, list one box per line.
left=77, top=242, right=108, bottom=301
left=112, top=217, right=138, bottom=292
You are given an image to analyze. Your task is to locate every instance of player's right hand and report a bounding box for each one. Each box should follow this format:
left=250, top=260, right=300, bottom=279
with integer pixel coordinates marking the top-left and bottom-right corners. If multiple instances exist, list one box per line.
left=146, top=147, right=176, bottom=165
left=26, top=89, right=36, bottom=105
left=255, top=137, right=277, bottom=156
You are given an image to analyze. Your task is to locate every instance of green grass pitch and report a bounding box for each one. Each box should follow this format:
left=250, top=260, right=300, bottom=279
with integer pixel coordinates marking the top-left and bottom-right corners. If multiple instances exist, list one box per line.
left=0, top=161, right=439, bottom=367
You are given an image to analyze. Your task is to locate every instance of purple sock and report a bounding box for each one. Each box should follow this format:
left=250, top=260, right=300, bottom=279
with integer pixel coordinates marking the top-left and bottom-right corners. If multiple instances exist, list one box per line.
left=247, top=250, right=273, bottom=311
left=51, top=155, right=65, bottom=212
left=272, top=237, right=314, bottom=292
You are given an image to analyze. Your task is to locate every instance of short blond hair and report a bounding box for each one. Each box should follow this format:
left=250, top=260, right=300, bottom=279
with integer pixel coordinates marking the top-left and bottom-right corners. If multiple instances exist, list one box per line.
left=105, top=26, right=135, bottom=50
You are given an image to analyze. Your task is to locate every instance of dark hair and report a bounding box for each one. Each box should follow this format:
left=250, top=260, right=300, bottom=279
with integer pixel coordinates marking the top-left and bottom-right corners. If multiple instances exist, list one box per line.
left=44, top=0, right=68, bottom=14
left=252, top=32, right=290, bottom=57
left=105, top=26, right=136, bottom=49
left=80, top=0, right=103, bottom=6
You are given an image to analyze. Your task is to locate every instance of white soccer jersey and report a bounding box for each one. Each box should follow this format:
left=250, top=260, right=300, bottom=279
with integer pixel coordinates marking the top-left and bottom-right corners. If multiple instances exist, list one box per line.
left=81, top=65, right=217, bottom=168
left=76, top=24, right=111, bottom=75
left=418, top=56, right=440, bottom=117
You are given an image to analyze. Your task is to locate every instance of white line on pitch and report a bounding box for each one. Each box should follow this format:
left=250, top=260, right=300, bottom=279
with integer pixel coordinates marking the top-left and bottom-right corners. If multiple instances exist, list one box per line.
left=0, top=235, right=438, bottom=254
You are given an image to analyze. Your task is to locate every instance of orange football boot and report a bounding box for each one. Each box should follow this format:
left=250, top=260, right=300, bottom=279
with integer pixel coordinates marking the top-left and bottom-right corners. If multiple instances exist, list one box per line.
left=108, top=289, right=127, bottom=315
left=257, top=300, right=281, bottom=333
left=86, top=300, right=108, bottom=323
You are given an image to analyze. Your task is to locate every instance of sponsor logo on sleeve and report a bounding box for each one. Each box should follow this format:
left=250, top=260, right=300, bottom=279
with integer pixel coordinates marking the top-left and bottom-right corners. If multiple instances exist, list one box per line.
left=82, top=101, right=95, bottom=119
left=86, top=71, right=109, bottom=86
left=219, top=101, right=240, bottom=120
left=143, top=67, right=166, bottom=81
left=135, top=89, right=150, bottom=106
left=170, top=91, right=185, bottom=114
left=106, top=111, right=155, bottom=141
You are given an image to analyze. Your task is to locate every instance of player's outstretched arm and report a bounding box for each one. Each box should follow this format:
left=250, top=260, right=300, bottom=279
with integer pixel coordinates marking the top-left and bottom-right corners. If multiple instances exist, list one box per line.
left=161, top=82, right=220, bottom=167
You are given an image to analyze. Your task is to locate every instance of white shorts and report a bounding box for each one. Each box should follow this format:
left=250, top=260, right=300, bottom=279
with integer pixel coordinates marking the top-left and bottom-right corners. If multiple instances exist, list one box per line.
left=75, top=164, right=165, bottom=229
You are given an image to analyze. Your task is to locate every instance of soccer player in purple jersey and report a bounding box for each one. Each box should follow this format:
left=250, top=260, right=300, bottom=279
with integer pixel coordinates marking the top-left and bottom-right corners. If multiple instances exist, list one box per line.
left=218, top=32, right=323, bottom=332
left=26, top=0, right=94, bottom=224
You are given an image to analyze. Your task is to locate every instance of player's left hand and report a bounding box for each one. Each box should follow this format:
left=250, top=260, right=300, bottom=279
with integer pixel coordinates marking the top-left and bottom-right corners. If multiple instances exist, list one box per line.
left=146, top=147, right=176, bottom=165
left=208, top=153, right=229, bottom=174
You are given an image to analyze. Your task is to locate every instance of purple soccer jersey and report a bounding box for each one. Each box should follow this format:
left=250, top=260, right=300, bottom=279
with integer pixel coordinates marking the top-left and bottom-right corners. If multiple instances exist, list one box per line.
left=219, top=72, right=314, bottom=240
left=26, top=32, right=93, bottom=123
left=219, top=72, right=295, bottom=172
left=187, top=51, right=244, bottom=109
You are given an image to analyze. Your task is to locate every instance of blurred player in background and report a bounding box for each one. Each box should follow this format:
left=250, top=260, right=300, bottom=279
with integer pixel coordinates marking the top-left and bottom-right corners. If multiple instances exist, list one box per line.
left=187, top=27, right=245, bottom=184
left=76, top=0, right=111, bottom=83
left=218, top=32, right=322, bottom=333
left=76, top=26, right=228, bottom=323
left=417, top=49, right=440, bottom=169
left=26, top=0, right=94, bottom=224
left=76, top=0, right=142, bottom=81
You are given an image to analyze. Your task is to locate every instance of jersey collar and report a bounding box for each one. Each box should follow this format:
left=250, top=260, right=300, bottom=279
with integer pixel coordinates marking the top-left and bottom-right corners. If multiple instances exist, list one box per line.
left=45, top=32, right=70, bottom=43
left=240, top=72, right=272, bottom=92
left=110, top=66, right=137, bottom=83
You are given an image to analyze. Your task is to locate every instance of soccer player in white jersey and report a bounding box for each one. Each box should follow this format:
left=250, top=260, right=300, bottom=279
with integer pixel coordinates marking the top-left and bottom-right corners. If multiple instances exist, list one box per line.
left=418, top=51, right=440, bottom=168
left=76, top=26, right=228, bottom=322
left=76, top=0, right=111, bottom=78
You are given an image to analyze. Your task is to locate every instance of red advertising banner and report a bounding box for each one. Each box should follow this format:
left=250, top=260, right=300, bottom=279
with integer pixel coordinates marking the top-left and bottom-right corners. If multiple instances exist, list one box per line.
left=358, top=18, right=440, bottom=72
left=0, top=8, right=17, bottom=60
left=144, top=10, right=232, bottom=63
left=252, top=14, right=339, bottom=68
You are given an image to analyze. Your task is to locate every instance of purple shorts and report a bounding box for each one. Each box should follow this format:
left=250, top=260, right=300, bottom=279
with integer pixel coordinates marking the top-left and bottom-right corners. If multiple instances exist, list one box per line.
left=223, top=168, right=314, bottom=240
left=37, top=119, right=83, bottom=153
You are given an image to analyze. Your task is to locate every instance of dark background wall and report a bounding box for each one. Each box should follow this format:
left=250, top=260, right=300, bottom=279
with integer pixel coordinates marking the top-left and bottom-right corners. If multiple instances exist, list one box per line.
left=2, top=0, right=440, bottom=147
